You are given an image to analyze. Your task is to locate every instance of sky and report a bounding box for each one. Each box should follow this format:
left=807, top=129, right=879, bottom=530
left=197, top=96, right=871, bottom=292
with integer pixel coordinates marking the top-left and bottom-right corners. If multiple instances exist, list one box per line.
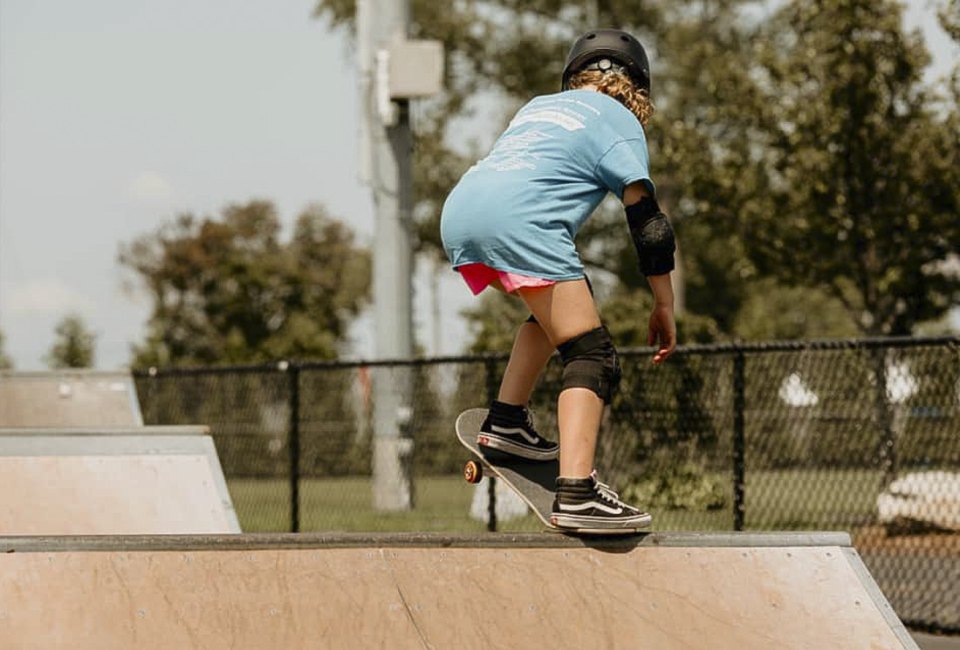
left=0, top=0, right=473, bottom=369
left=0, top=1, right=956, bottom=370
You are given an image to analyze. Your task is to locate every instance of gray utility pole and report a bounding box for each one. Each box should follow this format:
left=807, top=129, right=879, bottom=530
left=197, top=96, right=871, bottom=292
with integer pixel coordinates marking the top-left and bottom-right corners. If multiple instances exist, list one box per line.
left=357, top=0, right=442, bottom=510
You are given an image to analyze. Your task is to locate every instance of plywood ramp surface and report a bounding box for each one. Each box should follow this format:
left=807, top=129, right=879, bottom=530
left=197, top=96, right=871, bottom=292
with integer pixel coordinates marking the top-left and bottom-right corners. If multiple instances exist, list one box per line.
left=0, top=533, right=916, bottom=650
left=0, top=371, right=143, bottom=427
left=0, top=435, right=239, bottom=534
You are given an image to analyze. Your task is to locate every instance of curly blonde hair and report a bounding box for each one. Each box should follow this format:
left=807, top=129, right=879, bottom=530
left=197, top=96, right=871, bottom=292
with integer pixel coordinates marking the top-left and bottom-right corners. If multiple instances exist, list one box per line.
left=567, top=69, right=655, bottom=127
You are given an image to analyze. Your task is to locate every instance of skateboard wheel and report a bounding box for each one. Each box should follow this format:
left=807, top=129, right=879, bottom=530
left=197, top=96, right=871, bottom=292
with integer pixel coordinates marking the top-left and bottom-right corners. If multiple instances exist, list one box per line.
left=463, top=460, right=483, bottom=484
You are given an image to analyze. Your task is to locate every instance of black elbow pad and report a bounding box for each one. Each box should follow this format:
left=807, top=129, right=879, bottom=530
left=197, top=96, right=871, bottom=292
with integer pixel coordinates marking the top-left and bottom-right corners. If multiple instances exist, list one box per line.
left=625, top=196, right=676, bottom=276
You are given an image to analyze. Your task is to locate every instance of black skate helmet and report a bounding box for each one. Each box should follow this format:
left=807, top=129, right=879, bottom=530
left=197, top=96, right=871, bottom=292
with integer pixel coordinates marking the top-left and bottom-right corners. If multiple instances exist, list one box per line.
left=561, top=29, right=651, bottom=94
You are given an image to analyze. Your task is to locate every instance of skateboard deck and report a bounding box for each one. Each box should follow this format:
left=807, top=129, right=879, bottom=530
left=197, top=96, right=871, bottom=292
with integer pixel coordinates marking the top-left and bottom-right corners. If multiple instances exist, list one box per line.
left=455, top=408, right=559, bottom=530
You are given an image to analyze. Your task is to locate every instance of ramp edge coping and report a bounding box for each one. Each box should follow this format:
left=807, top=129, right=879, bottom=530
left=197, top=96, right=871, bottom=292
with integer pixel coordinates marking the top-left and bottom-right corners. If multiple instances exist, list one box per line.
left=0, top=531, right=852, bottom=553
left=0, top=426, right=209, bottom=436
left=840, top=546, right=922, bottom=649
left=0, top=370, right=137, bottom=379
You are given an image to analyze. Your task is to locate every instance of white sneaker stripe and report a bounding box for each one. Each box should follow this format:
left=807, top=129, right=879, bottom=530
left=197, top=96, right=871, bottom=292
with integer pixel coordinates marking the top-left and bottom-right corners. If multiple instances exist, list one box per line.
left=489, top=424, right=540, bottom=445
left=558, top=501, right=624, bottom=515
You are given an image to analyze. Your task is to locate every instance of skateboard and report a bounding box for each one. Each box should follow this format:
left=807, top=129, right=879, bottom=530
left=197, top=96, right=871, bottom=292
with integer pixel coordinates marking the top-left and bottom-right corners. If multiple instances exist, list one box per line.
left=455, top=408, right=559, bottom=530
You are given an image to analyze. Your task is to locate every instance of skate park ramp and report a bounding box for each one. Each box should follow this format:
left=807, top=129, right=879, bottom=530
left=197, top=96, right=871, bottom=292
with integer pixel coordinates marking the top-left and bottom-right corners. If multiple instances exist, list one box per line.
left=0, top=429, right=240, bottom=534
left=0, top=370, right=143, bottom=427
left=0, top=532, right=919, bottom=650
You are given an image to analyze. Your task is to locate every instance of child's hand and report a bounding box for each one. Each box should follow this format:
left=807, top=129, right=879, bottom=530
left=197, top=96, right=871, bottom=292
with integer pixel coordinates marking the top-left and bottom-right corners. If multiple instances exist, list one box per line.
left=647, top=304, right=676, bottom=365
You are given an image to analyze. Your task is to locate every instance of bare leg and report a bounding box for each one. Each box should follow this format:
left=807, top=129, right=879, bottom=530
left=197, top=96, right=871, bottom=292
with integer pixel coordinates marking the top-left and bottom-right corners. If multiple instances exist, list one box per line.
left=556, top=388, right=604, bottom=477
left=497, top=321, right=554, bottom=405
left=516, top=280, right=604, bottom=479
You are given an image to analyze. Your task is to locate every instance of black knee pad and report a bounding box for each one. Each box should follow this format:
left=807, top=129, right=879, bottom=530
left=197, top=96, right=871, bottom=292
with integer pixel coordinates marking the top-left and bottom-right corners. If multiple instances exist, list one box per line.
left=556, top=326, right=621, bottom=404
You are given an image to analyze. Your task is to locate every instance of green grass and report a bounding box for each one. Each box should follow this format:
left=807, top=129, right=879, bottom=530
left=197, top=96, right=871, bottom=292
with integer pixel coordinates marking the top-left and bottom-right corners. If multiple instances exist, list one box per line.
left=228, top=468, right=884, bottom=533
left=744, top=468, right=884, bottom=530
left=229, top=476, right=486, bottom=533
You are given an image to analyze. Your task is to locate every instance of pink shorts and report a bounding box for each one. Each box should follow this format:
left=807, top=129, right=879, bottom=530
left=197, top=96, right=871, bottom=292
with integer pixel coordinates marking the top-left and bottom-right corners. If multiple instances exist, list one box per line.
left=456, top=263, right=556, bottom=295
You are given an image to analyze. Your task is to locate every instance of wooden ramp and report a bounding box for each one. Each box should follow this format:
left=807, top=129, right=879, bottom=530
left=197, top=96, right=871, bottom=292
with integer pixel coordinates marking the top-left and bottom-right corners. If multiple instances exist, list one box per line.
left=0, top=430, right=240, bottom=534
left=0, top=532, right=917, bottom=650
left=0, top=371, right=144, bottom=427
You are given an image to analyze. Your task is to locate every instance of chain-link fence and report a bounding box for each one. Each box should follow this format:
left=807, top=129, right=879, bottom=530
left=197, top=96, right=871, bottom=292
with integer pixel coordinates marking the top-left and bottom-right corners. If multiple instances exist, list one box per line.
left=134, top=336, right=959, bottom=633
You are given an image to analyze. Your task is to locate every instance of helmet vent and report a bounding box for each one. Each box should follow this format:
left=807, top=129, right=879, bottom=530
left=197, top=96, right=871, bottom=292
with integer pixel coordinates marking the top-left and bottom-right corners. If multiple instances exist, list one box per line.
left=586, top=33, right=596, bottom=40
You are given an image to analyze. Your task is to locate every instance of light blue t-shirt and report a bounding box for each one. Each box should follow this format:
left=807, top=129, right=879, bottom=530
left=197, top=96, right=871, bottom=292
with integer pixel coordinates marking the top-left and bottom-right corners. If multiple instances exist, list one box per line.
left=440, top=89, right=653, bottom=280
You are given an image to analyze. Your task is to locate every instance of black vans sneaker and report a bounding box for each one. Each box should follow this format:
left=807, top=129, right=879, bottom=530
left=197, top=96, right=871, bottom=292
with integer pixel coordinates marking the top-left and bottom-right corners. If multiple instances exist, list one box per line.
left=551, top=470, right=651, bottom=533
left=477, top=401, right=559, bottom=461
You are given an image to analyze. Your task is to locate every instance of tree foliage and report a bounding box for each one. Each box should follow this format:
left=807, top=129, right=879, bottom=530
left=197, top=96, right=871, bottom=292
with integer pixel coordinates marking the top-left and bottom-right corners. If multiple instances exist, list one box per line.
left=940, top=0, right=960, bottom=42
left=744, top=0, right=960, bottom=335
left=731, top=280, right=860, bottom=341
left=120, top=200, right=370, bottom=367
left=45, top=314, right=96, bottom=369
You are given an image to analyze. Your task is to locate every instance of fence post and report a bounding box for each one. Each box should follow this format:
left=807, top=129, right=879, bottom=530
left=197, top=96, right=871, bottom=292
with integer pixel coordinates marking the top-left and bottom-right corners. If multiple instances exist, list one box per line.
left=484, top=357, right=498, bottom=533
left=286, top=362, right=301, bottom=533
left=733, top=350, right=746, bottom=531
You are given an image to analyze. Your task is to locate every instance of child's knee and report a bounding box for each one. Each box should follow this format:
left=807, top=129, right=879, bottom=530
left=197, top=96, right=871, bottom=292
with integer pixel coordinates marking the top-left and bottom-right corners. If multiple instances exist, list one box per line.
left=556, top=326, right=621, bottom=403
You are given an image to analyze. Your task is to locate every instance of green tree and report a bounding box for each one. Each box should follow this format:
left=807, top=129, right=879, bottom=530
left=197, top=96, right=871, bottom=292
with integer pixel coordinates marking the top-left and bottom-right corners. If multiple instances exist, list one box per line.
left=0, top=329, right=14, bottom=369
left=940, top=0, right=960, bottom=42
left=120, top=200, right=370, bottom=367
left=731, top=280, right=861, bottom=341
left=45, top=314, right=96, bottom=369
left=744, top=0, right=959, bottom=336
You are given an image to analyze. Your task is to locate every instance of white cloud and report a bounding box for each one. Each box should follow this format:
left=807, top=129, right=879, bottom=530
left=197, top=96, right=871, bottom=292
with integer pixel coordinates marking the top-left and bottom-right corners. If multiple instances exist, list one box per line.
left=127, top=171, right=173, bottom=200
left=4, top=279, right=95, bottom=315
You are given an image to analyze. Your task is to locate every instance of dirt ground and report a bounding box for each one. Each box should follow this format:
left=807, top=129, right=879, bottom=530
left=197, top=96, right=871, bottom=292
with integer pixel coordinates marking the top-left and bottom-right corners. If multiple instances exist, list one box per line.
left=853, top=524, right=960, bottom=557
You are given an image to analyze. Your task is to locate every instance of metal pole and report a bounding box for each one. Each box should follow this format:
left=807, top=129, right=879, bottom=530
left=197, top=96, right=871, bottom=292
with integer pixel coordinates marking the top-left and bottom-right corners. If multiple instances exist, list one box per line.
left=359, top=0, right=415, bottom=511
left=732, top=350, right=746, bottom=532
left=287, top=363, right=301, bottom=533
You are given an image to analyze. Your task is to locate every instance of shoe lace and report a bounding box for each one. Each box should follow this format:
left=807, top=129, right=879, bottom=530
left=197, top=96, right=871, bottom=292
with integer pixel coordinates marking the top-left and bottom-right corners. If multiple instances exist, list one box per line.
left=523, top=408, right=536, bottom=432
left=519, top=408, right=545, bottom=444
left=590, top=470, right=625, bottom=505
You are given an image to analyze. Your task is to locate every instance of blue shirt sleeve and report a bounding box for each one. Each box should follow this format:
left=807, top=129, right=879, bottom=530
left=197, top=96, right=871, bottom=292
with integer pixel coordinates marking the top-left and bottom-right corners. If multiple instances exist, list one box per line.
left=594, top=138, right=654, bottom=200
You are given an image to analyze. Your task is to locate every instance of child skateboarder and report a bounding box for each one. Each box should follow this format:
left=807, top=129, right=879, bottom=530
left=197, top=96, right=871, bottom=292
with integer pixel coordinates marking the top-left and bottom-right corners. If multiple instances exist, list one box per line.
left=441, top=29, right=677, bottom=532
